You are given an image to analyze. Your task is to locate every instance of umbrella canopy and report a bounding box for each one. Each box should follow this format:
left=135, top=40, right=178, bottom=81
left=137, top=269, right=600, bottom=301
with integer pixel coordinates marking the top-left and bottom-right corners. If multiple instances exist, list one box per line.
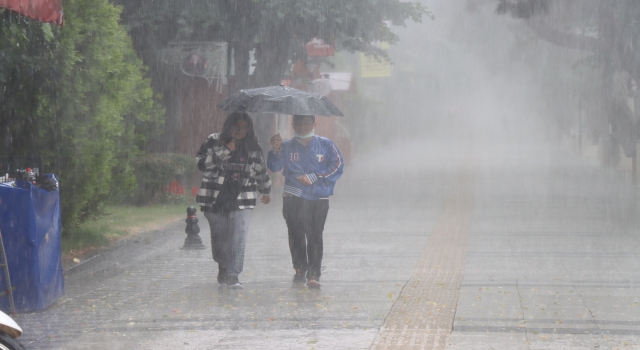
left=217, top=85, right=344, bottom=117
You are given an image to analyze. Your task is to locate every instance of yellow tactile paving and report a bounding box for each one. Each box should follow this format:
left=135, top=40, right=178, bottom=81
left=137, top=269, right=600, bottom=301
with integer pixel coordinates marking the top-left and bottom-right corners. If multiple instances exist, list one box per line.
left=371, top=167, right=475, bottom=350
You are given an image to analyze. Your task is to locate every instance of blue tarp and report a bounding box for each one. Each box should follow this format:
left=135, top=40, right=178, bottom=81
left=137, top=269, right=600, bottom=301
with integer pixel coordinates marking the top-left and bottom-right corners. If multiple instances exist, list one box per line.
left=0, top=175, right=64, bottom=313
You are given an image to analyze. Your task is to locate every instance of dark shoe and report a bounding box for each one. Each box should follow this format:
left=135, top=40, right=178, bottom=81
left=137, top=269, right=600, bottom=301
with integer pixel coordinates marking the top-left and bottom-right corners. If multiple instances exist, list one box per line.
left=292, top=269, right=306, bottom=284
left=217, top=266, right=227, bottom=285
left=227, top=276, right=243, bottom=289
left=306, top=276, right=321, bottom=289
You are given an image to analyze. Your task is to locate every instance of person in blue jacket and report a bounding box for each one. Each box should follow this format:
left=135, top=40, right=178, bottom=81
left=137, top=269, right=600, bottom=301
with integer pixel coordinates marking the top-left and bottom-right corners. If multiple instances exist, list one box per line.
left=268, top=114, right=344, bottom=288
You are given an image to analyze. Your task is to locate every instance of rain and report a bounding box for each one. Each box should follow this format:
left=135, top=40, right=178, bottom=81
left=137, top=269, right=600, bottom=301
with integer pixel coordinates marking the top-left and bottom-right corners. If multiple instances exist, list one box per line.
left=1, top=0, right=640, bottom=349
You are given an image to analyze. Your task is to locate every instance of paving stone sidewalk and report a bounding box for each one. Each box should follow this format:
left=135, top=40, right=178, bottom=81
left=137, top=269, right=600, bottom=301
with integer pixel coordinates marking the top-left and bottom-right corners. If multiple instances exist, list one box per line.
left=13, top=141, right=448, bottom=349
left=10, top=132, right=640, bottom=350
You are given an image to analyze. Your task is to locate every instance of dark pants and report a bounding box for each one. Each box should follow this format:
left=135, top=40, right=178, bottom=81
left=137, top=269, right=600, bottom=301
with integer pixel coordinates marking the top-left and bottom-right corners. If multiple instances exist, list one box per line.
left=283, top=196, right=329, bottom=279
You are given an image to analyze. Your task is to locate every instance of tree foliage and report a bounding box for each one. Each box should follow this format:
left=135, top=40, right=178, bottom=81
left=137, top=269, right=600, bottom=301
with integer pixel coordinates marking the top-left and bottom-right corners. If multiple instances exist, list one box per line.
left=249, top=0, right=432, bottom=86
left=108, top=0, right=431, bottom=153
left=496, top=0, right=640, bottom=157
left=496, top=0, right=548, bottom=19
left=113, top=0, right=431, bottom=90
left=0, top=0, right=163, bottom=233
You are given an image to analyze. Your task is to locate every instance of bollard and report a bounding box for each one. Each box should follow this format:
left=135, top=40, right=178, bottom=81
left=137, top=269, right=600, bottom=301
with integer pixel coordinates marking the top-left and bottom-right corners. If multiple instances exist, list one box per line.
left=182, top=206, right=205, bottom=250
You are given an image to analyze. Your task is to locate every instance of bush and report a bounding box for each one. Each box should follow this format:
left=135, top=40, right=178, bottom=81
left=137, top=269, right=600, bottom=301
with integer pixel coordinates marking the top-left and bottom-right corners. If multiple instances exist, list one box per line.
left=0, top=1, right=164, bottom=233
left=130, top=153, right=196, bottom=205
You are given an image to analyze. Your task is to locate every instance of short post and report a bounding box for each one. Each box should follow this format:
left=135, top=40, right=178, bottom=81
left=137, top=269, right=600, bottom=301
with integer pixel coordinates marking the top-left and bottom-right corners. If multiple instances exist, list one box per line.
left=182, top=206, right=205, bottom=250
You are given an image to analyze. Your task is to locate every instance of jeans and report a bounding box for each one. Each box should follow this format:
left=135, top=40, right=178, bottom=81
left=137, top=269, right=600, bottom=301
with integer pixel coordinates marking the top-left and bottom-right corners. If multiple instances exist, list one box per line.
left=204, top=209, right=253, bottom=277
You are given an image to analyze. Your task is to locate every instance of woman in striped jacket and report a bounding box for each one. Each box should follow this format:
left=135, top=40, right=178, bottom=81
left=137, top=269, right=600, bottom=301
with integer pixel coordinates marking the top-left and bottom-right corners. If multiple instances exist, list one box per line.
left=196, top=111, right=271, bottom=289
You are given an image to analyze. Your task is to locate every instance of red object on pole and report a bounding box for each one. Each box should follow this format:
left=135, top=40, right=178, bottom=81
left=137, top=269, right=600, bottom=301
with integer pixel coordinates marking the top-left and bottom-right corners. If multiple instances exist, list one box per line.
left=0, top=0, right=63, bottom=26
left=306, top=38, right=334, bottom=57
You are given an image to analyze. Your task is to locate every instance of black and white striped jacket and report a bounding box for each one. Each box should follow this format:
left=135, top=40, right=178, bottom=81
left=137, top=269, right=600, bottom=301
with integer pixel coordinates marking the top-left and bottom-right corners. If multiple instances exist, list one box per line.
left=196, top=133, right=271, bottom=210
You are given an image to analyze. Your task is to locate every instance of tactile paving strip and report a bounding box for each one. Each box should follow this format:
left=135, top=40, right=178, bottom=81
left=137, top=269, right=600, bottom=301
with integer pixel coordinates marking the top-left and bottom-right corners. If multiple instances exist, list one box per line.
left=371, top=168, right=474, bottom=349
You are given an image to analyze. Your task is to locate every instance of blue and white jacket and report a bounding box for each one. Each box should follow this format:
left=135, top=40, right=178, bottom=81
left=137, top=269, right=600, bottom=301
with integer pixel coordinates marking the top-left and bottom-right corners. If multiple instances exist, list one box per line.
left=267, top=136, right=343, bottom=200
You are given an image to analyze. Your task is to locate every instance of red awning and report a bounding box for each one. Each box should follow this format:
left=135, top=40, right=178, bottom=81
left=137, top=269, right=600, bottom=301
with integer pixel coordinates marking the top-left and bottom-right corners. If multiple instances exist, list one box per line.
left=0, top=0, right=63, bottom=26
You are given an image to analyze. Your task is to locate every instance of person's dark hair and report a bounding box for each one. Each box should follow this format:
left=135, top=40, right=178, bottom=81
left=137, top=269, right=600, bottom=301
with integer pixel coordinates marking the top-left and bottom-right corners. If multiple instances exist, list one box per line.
left=293, top=114, right=315, bottom=123
left=220, top=112, right=261, bottom=153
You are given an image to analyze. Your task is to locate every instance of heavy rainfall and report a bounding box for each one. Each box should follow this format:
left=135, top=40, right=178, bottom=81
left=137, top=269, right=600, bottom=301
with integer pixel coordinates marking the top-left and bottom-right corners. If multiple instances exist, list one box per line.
left=0, top=0, right=639, bottom=349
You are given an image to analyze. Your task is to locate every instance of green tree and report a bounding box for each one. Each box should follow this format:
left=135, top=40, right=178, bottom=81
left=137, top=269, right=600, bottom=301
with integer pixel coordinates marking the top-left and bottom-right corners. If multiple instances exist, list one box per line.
left=114, top=0, right=431, bottom=88
left=495, top=0, right=640, bottom=159
left=239, top=0, right=432, bottom=88
left=0, top=0, right=163, bottom=233
left=112, top=0, right=431, bottom=149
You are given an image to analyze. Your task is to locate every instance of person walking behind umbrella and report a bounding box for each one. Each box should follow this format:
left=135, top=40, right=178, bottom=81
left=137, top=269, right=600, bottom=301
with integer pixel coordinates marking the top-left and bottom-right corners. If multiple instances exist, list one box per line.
left=196, top=112, right=271, bottom=289
left=268, top=114, right=344, bottom=288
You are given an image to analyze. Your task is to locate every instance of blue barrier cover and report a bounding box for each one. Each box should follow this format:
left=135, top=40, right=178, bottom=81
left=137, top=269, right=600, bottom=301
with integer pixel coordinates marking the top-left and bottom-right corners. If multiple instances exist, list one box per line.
left=0, top=175, right=64, bottom=313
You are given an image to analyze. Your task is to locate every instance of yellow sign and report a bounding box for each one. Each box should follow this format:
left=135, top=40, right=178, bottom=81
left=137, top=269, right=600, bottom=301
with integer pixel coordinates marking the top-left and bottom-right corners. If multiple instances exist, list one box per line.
left=360, top=42, right=391, bottom=78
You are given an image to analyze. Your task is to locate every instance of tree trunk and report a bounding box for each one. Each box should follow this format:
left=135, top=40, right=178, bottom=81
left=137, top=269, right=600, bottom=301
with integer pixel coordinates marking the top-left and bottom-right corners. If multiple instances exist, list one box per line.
left=252, top=22, right=292, bottom=88
left=251, top=23, right=294, bottom=147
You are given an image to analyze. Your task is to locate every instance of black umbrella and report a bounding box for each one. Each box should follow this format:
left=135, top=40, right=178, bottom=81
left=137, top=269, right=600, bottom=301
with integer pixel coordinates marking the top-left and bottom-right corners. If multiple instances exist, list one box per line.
left=217, top=85, right=344, bottom=117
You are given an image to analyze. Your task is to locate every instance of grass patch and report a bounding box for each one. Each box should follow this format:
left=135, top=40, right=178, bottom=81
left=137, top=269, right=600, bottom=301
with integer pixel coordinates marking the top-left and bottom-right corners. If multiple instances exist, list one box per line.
left=62, top=203, right=191, bottom=255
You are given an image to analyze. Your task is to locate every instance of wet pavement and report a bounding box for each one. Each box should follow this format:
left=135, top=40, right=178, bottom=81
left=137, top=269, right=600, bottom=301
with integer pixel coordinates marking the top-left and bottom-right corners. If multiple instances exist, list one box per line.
left=12, top=123, right=640, bottom=349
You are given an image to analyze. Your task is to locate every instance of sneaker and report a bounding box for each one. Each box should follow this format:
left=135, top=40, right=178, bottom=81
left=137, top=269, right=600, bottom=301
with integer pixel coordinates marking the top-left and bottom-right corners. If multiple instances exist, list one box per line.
left=292, top=269, right=306, bottom=284
left=227, top=276, right=244, bottom=289
left=306, top=276, right=321, bottom=289
left=217, top=266, right=227, bottom=285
